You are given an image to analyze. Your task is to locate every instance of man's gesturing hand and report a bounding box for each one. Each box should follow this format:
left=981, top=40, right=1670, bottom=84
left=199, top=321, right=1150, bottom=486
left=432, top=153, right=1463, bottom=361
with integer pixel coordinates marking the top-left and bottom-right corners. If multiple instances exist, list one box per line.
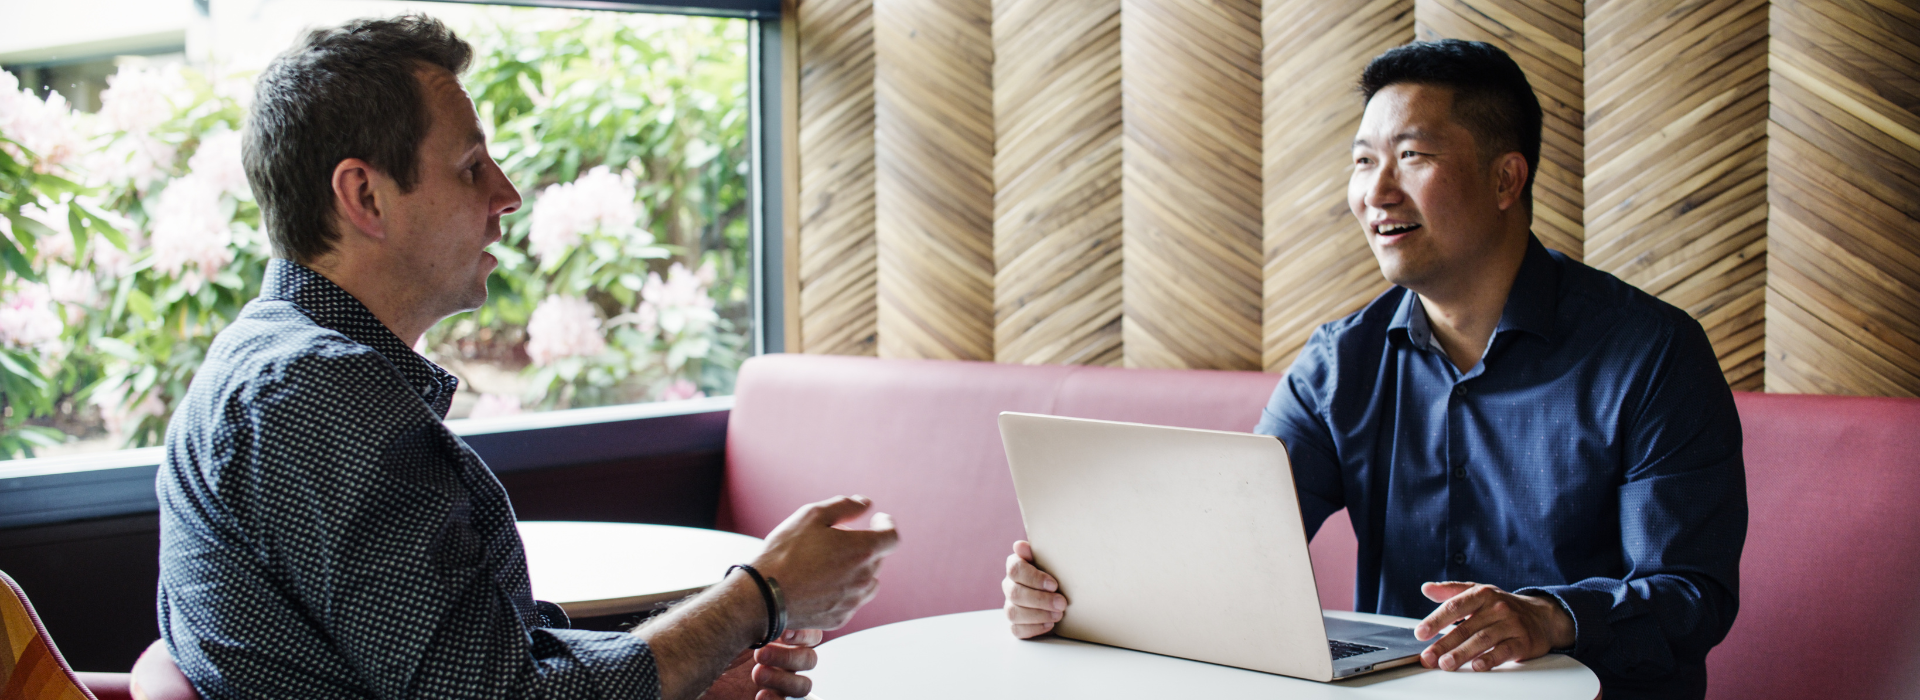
left=750, top=628, right=824, bottom=700
left=752, top=495, right=900, bottom=631
left=1414, top=581, right=1575, bottom=672
left=1002, top=540, right=1067, bottom=638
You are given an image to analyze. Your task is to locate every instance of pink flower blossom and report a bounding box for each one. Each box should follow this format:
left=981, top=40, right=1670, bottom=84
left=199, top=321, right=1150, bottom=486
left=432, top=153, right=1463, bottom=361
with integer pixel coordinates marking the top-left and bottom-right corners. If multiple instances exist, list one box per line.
left=94, top=381, right=165, bottom=440
left=469, top=393, right=524, bottom=419
left=98, top=63, right=180, bottom=135
left=659, top=379, right=704, bottom=402
left=84, top=134, right=176, bottom=191
left=526, top=166, right=646, bottom=260
left=189, top=130, right=249, bottom=198
left=47, top=267, right=100, bottom=307
left=0, top=71, right=85, bottom=173
left=149, top=175, right=234, bottom=293
left=525, top=295, right=606, bottom=366
left=640, top=262, right=718, bottom=337
left=0, top=285, right=63, bottom=351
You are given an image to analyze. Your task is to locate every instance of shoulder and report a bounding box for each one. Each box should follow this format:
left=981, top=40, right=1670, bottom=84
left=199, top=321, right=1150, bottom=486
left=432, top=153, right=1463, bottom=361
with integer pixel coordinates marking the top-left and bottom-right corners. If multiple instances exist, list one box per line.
left=1299, top=285, right=1409, bottom=369
left=1552, top=251, right=1708, bottom=357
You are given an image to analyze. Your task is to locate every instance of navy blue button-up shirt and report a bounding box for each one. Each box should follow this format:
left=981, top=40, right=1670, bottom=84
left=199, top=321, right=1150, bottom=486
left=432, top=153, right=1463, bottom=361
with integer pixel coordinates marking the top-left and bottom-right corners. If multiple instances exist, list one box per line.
left=1256, top=237, right=1746, bottom=700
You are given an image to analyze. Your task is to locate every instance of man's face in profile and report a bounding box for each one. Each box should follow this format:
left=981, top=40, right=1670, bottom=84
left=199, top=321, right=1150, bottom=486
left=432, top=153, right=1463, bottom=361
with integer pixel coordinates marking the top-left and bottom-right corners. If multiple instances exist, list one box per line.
left=1348, top=83, right=1511, bottom=293
left=384, top=66, right=521, bottom=318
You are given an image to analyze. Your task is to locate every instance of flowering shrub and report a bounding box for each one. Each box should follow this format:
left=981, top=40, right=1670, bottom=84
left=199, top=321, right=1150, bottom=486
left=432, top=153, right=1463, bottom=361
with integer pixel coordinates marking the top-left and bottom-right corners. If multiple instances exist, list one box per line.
left=0, top=10, right=750, bottom=458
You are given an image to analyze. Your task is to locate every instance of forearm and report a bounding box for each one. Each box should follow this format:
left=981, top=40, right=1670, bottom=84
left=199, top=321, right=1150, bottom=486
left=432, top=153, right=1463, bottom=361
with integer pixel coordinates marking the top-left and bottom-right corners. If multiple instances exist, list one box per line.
left=634, top=574, right=767, bottom=700
left=1519, top=572, right=1737, bottom=679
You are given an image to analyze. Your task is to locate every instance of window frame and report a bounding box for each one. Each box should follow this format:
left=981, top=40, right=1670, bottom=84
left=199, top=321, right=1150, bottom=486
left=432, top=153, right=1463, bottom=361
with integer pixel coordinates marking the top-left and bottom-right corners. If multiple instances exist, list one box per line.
left=0, top=0, right=784, bottom=529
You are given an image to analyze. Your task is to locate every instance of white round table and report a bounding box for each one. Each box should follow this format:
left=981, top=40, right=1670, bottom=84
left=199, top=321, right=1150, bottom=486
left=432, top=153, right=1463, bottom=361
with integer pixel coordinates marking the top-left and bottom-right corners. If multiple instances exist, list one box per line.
left=806, top=609, right=1599, bottom=700
left=516, top=521, right=766, bottom=618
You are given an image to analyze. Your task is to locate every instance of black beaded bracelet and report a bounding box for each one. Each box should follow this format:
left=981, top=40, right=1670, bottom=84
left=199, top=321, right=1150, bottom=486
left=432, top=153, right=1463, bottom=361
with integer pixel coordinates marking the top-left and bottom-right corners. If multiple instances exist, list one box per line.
left=727, top=564, right=787, bottom=648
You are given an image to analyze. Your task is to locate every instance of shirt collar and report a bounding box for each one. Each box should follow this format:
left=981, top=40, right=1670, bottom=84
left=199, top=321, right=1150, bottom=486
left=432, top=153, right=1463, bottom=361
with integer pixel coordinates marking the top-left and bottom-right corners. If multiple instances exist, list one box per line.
left=259, top=258, right=459, bottom=417
left=1388, top=234, right=1560, bottom=352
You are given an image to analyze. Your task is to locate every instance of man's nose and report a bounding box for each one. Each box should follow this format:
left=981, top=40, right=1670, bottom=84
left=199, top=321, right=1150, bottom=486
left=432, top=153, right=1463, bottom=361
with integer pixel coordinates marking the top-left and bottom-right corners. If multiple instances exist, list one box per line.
left=493, top=164, right=523, bottom=217
left=1361, top=163, right=1402, bottom=210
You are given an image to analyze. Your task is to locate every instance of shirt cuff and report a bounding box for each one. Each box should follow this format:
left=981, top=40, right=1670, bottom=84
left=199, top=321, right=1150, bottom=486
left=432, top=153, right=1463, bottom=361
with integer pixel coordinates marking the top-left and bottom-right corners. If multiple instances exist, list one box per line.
left=1515, top=583, right=1612, bottom=657
left=534, top=628, right=662, bottom=700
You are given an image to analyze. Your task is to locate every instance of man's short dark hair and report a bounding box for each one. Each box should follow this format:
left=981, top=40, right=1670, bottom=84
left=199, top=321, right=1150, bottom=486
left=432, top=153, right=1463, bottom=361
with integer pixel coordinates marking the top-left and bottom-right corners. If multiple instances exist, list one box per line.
left=244, top=15, right=473, bottom=263
left=1358, top=39, right=1543, bottom=202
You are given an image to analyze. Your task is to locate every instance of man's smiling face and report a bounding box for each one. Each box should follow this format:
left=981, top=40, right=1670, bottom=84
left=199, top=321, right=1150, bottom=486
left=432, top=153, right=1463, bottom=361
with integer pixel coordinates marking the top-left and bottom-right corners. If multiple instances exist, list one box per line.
left=1348, top=83, right=1512, bottom=294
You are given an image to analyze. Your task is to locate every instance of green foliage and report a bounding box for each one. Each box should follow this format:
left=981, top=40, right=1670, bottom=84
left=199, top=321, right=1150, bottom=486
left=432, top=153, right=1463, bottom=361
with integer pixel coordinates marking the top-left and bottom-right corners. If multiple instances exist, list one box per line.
left=0, top=10, right=752, bottom=458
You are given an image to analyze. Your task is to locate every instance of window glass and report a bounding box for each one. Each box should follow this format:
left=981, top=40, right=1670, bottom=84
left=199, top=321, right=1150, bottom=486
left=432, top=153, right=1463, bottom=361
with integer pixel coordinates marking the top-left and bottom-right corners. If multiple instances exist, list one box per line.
left=0, top=1, right=752, bottom=459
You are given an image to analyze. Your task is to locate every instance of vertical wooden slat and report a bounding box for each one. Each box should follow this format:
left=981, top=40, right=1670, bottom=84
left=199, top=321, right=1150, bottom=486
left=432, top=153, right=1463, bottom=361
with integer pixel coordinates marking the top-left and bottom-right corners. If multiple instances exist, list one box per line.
left=1416, top=0, right=1585, bottom=260
left=781, top=0, right=803, bottom=355
left=797, top=0, right=879, bottom=355
left=874, top=0, right=995, bottom=361
left=1585, top=0, right=1769, bottom=391
left=1262, top=0, right=1413, bottom=371
left=1121, top=0, right=1263, bottom=370
left=993, top=0, right=1125, bottom=366
left=1766, top=0, right=1920, bottom=397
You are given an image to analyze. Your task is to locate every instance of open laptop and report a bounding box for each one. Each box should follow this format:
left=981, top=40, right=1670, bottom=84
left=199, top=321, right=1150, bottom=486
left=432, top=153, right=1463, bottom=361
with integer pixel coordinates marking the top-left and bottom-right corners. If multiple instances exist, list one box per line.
left=999, top=412, right=1434, bottom=681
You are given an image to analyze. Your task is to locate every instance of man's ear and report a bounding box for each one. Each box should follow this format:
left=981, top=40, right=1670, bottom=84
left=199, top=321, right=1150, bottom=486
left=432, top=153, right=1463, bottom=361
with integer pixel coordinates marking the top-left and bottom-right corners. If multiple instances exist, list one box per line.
left=331, top=158, right=388, bottom=241
left=1493, top=152, right=1529, bottom=212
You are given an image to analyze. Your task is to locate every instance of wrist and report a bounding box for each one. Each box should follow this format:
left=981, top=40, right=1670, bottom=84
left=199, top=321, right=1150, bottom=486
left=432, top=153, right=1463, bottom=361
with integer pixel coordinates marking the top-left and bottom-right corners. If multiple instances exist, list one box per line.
left=713, top=572, right=773, bottom=651
left=1522, top=591, right=1576, bottom=650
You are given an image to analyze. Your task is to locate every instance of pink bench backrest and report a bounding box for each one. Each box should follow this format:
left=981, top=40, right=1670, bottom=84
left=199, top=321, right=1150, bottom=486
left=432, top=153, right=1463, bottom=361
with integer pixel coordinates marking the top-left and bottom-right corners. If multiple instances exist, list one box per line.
left=721, top=354, right=1356, bottom=637
left=1706, top=392, right=1920, bottom=700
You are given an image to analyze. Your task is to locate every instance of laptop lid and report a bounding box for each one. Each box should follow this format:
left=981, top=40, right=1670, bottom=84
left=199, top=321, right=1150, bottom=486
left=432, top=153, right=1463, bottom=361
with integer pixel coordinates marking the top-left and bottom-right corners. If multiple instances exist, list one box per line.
left=999, top=412, right=1337, bottom=681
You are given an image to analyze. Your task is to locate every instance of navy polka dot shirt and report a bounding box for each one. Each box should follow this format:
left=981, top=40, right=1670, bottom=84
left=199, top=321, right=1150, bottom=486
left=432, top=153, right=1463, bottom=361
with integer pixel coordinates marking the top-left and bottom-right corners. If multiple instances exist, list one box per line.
left=158, top=259, right=662, bottom=699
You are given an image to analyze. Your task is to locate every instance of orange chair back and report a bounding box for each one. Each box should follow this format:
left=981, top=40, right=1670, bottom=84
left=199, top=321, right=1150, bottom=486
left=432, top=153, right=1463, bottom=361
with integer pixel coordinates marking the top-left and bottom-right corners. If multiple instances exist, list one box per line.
left=0, top=569, right=94, bottom=700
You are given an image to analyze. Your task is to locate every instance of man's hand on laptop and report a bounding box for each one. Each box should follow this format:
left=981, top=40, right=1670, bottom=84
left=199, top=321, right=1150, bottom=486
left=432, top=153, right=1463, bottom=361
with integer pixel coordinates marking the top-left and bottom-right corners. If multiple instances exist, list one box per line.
left=1413, top=581, right=1575, bottom=672
left=1003, top=540, right=1068, bottom=638
left=754, top=495, right=901, bottom=631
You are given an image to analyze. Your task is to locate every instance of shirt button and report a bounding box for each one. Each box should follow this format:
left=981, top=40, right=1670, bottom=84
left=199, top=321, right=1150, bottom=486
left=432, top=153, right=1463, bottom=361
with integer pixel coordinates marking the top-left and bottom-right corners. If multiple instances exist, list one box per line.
left=1452, top=467, right=1466, bottom=479
left=1452, top=385, right=1466, bottom=397
left=1453, top=553, right=1467, bottom=565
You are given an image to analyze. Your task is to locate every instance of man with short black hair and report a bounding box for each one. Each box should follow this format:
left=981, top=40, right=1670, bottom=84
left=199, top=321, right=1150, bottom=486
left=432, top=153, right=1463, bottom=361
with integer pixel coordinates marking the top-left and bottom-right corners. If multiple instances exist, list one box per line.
left=158, top=16, right=897, bottom=700
left=1003, top=39, right=1745, bottom=700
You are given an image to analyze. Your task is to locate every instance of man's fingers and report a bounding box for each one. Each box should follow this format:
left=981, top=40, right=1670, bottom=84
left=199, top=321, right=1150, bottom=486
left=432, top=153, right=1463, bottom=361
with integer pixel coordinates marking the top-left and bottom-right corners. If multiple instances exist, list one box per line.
left=1471, top=639, right=1524, bottom=672
left=752, top=664, right=812, bottom=698
left=807, top=495, right=874, bottom=527
left=1004, top=599, right=1063, bottom=624
left=1415, top=583, right=1491, bottom=639
left=1422, top=581, right=1475, bottom=603
left=1002, top=576, right=1066, bottom=612
left=1010, top=621, right=1056, bottom=639
left=1013, top=540, right=1036, bottom=562
left=1434, top=624, right=1509, bottom=672
left=1005, top=553, right=1058, bottom=592
left=754, top=643, right=819, bottom=672
left=776, top=628, right=825, bottom=648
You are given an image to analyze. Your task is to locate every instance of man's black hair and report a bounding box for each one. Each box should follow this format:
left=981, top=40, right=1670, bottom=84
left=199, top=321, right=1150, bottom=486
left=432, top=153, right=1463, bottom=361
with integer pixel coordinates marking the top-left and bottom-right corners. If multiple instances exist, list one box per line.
left=1358, top=39, right=1543, bottom=203
left=244, top=15, right=472, bottom=263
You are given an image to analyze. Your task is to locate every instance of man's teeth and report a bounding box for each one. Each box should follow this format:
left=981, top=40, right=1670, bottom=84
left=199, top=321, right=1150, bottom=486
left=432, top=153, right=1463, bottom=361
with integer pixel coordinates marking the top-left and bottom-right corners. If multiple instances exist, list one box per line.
left=1378, top=222, right=1420, bottom=235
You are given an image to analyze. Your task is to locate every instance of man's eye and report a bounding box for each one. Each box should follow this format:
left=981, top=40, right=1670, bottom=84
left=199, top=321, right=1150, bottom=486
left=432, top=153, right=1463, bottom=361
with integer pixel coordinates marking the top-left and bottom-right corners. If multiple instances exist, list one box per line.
left=469, top=162, right=484, bottom=179
left=1401, top=150, right=1420, bottom=158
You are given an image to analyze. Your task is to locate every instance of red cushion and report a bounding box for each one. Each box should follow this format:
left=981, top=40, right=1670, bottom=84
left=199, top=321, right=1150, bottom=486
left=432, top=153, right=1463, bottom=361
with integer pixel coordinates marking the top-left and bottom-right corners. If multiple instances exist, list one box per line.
left=1704, top=392, right=1920, bottom=700
left=721, top=354, right=1359, bottom=637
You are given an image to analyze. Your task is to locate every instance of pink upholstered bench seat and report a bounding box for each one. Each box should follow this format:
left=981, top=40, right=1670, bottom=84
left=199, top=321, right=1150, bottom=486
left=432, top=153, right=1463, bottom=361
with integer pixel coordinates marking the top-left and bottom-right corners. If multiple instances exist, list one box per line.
left=718, top=354, right=1920, bottom=700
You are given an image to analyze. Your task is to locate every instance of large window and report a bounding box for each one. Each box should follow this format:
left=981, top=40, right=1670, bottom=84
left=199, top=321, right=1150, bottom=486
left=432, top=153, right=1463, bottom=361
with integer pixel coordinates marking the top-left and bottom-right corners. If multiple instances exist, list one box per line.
left=0, top=0, right=765, bottom=460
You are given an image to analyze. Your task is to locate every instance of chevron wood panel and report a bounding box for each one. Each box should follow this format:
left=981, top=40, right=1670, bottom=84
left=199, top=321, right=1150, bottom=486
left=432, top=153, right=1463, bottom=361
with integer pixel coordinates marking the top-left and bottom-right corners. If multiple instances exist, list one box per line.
left=1415, top=0, right=1585, bottom=260
left=993, top=0, right=1125, bottom=366
left=874, top=0, right=995, bottom=361
left=1121, top=0, right=1262, bottom=370
left=1262, top=0, right=1413, bottom=371
left=1766, top=0, right=1920, bottom=397
left=797, top=0, right=879, bottom=355
left=1585, top=0, right=1769, bottom=391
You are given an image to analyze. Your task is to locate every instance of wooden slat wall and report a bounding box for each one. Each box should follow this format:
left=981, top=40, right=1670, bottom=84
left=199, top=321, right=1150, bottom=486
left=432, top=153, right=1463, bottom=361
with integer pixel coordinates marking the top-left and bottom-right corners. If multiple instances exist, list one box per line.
left=873, top=0, right=996, bottom=361
left=992, top=0, right=1125, bottom=366
left=1766, top=0, right=1920, bottom=397
left=1121, top=0, right=1263, bottom=370
left=1585, top=0, right=1770, bottom=391
left=796, top=0, right=879, bottom=356
left=1261, top=0, right=1412, bottom=372
left=1416, top=0, right=1585, bottom=260
left=786, top=0, right=1920, bottom=398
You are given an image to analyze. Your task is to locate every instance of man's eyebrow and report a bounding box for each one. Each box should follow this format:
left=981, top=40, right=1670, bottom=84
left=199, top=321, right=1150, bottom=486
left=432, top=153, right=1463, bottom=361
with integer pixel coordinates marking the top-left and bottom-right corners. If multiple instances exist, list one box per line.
left=1392, top=128, right=1437, bottom=143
